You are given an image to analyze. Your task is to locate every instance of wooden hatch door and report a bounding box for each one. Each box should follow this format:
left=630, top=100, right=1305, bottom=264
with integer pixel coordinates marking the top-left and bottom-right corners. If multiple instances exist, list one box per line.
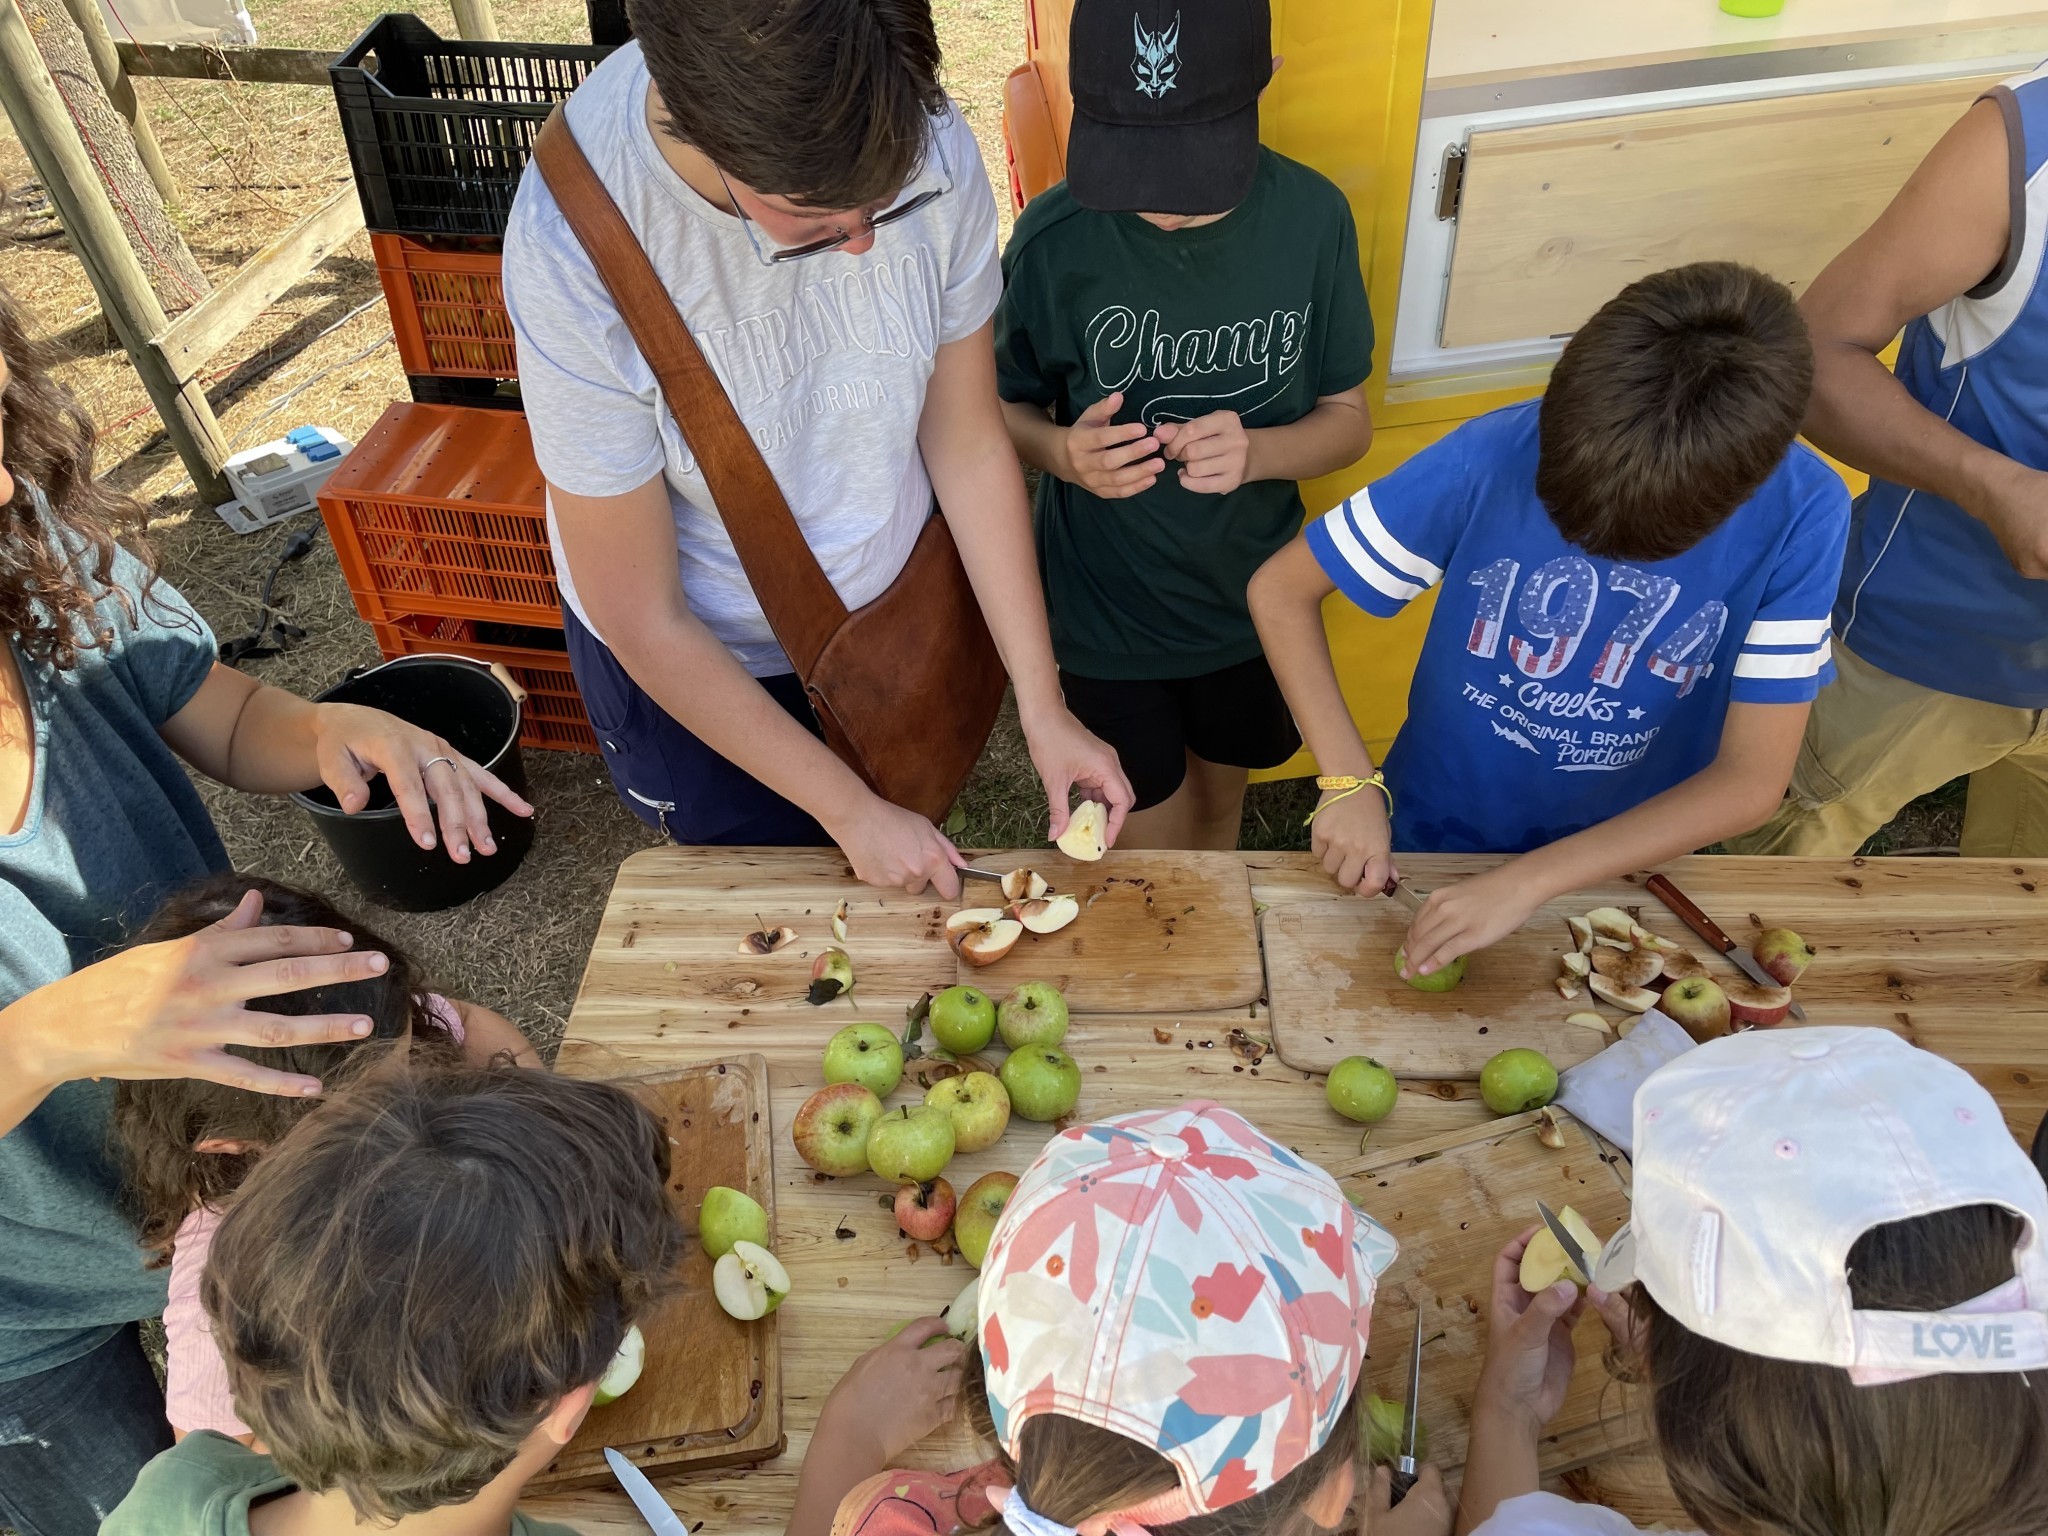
left=1436, top=73, right=2002, bottom=353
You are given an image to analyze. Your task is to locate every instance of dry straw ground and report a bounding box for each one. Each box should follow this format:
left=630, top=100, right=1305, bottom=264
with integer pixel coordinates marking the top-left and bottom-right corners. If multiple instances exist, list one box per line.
left=0, top=0, right=1955, bottom=1050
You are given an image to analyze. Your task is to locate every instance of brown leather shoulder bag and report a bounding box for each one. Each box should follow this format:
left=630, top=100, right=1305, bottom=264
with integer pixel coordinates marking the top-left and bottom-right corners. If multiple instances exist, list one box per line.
left=533, top=111, right=1006, bottom=825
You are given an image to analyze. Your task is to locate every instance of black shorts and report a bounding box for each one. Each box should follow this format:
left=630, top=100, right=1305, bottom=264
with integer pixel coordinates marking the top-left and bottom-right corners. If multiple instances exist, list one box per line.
left=1060, top=655, right=1302, bottom=811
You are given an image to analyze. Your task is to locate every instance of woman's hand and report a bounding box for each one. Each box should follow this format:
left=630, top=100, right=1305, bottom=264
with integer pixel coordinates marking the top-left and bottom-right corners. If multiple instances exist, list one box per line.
left=1311, top=786, right=1395, bottom=894
left=1399, top=863, right=1542, bottom=982
left=1, top=888, right=385, bottom=1113
left=831, top=794, right=968, bottom=899
left=1021, top=704, right=1134, bottom=850
left=1474, top=1230, right=1586, bottom=1440
left=1365, top=1466, right=1451, bottom=1536
left=816, top=1318, right=968, bottom=1466
left=312, top=703, right=533, bottom=864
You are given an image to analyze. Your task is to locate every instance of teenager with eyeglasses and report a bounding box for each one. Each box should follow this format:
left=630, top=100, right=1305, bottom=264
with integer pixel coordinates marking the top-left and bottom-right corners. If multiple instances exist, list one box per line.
left=502, top=0, right=1132, bottom=894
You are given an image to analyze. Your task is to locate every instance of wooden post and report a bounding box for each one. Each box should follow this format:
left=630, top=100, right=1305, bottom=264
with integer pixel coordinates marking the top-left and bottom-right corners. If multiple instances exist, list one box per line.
left=0, top=0, right=230, bottom=502
left=16, top=0, right=209, bottom=310
left=57, top=0, right=180, bottom=213
left=449, top=0, right=499, bottom=41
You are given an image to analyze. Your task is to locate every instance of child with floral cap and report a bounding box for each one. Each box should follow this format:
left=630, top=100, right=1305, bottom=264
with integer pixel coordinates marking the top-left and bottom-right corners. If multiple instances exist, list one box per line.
left=1458, top=1027, right=2048, bottom=1535
left=832, top=1101, right=1448, bottom=1536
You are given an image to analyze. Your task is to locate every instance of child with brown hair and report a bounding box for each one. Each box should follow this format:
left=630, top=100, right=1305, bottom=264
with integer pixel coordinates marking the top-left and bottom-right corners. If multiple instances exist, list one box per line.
left=1459, top=1027, right=2048, bottom=1536
left=831, top=1102, right=1448, bottom=1536
left=112, top=871, right=536, bottom=1445
left=102, top=1063, right=967, bottom=1536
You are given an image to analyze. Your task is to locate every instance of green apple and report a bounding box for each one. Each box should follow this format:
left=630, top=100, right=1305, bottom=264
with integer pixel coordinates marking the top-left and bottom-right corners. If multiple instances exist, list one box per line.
left=1395, top=945, right=1468, bottom=993
left=822, top=1022, right=904, bottom=1098
left=997, top=982, right=1069, bottom=1050
left=698, top=1185, right=769, bottom=1259
left=929, top=985, right=997, bottom=1054
left=867, top=1104, right=956, bottom=1183
left=953, top=1170, right=1019, bottom=1268
left=1480, top=1047, right=1559, bottom=1116
left=712, top=1241, right=789, bottom=1320
left=592, top=1323, right=644, bottom=1405
left=791, top=1082, right=885, bottom=1177
left=924, top=1070, right=1010, bottom=1153
left=1000, top=1045, right=1081, bottom=1123
left=1326, top=1056, right=1398, bottom=1124
left=1361, top=1393, right=1428, bottom=1464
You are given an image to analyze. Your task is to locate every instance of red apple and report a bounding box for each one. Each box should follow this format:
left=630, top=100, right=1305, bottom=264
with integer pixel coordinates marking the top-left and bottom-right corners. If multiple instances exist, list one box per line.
left=1725, top=977, right=1794, bottom=1027
left=1661, top=976, right=1731, bottom=1042
left=895, top=1177, right=957, bottom=1242
left=791, top=1082, right=884, bottom=1178
left=1752, top=928, right=1815, bottom=987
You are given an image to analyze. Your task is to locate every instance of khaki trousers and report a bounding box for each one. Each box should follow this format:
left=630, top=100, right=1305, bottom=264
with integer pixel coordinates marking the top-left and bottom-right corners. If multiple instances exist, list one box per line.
left=1729, top=642, right=2048, bottom=859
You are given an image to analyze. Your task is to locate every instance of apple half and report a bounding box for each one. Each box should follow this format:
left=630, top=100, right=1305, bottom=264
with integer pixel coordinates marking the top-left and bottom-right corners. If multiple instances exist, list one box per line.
left=946, top=909, right=1024, bottom=967
left=713, top=1240, right=790, bottom=1321
left=592, top=1323, right=645, bottom=1405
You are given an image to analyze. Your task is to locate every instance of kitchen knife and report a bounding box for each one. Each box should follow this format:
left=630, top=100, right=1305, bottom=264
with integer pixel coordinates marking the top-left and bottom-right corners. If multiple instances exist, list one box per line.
left=956, top=866, right=1011, bottom=886
left=605, top=1447, right=692, bottom=1536
left=1642, top=872, right=1805, bottom=1021
left=1389, top=1308, right=1425, bottom=1506
left=1382, top=876, right=1429, bottom=914
left=1537, top=1200, right=1597, bottom=1287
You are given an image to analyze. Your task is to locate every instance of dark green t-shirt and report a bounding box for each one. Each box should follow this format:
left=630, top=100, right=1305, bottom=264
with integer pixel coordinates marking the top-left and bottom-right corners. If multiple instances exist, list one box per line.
left=996, top=148, right=1374, bottom=680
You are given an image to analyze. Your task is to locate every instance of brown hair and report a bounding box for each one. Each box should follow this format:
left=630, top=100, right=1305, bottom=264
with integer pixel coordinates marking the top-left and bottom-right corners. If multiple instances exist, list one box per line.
left=963, top=1352, right=1361, bottom=1536
left=0, top=281, right=153, bottom=667
left=203, top=1065, right=683, bottom=1520
left=111, top=873, right=461, bottom=1266
left=1634, top=1203, right=2048, bottom=1536
left=1537, top=262, right=1813, bottom=563
left=630, top=0, right=945, bottom=209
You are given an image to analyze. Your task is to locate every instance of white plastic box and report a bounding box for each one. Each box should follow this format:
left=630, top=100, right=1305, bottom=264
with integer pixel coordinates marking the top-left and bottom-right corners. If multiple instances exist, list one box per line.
left=215, top=426, right=351, bottom=534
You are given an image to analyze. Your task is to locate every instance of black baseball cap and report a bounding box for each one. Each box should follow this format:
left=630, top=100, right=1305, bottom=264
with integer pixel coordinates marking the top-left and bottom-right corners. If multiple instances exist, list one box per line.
left=1066, top=0, right=1272, bottom=216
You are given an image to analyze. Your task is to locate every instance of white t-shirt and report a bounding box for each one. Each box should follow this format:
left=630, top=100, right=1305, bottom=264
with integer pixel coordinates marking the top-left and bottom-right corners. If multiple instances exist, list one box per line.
left=1470, top=1491, right=1700, bottom=1535
left=501, top=43, right=1003, bottom=674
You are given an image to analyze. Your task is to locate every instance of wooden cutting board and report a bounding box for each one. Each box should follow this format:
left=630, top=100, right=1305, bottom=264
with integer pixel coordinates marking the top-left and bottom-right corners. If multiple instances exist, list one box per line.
left=1266, top=899, right=1703, bottom=1078
left=954, top=850, right=1262, bottom=1011
left=533, top=1053, right=784, bottom=1487
left=1338, top=1110, right=1645, bottom=1477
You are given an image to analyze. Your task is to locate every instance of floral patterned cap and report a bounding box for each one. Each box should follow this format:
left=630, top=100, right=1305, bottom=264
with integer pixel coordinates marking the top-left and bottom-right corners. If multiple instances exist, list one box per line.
left=978, top=1102, right=1397, bottom=1516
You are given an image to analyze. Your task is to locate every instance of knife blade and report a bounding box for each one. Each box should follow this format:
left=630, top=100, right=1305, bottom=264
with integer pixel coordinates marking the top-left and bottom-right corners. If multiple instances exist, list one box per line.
left=956, top=866, right=1010, bottom=886
left=1642, top=872, right=1806, bottom=1021
left=605, top=1447, right=692, bottom=1536
left=1382, top=876, right=1429, bottom=914
left=1537, top=1200, right=1597, bottom=1286
left=1389, top=1308, right=1425, bottom=1505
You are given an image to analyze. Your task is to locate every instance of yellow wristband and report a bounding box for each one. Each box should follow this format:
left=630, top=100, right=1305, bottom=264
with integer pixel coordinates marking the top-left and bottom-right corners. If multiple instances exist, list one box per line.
left=1304, top=772, right=1392, bottom=827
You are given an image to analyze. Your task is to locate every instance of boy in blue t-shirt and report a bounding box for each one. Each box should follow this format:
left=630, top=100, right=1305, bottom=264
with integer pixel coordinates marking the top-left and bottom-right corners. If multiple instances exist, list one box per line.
left=1249, top=262, right=1851, bottom=979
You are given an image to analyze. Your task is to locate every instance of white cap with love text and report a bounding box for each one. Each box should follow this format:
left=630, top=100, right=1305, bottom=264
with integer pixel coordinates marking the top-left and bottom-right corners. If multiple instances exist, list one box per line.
left=1591, top=1026, right=2048, bottom=1384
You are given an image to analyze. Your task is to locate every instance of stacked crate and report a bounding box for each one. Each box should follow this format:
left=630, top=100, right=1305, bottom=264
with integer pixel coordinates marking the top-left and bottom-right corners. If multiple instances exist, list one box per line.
left=322, top=15, right=615, bottom=752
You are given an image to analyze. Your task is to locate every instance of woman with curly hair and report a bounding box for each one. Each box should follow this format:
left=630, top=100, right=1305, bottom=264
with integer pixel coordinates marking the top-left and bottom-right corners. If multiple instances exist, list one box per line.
left=0, top=284, right=532, bottom=1536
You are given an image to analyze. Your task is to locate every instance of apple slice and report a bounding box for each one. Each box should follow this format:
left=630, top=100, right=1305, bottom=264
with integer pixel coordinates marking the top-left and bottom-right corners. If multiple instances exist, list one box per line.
left=1724, top=977, right=1794, bottom=1026
left=1590, top=946, right=1662, bottom=990
left=1588, top=974, right=1658, bottom=1013
left=1660, top=948, right=1708, bottom=983
left=1561, top=951, right=1591, bottom=979
left=1584, top=907, right=1636, bottom=944
left=1628, top=923, right=1677, bottom=953
left=948, top=910, right=1024, bottom=968
left=1563, top=1011, right=1611, bottom=1033
left=1056, top=800, right=1108, bottom=862
left=1519, top=1205, right=1601, bottom=1291
left=941, top=1276, right=981, bottom=1342
left=1554, top=975, right=1584, bottom=1002
left=1013, top=894, right=1080, bottom=934
left=1565, top=915, right=1595, bottom=954
left=1001, top=868, right=1050, bottom=903
left=593, top=1323, right=645, bottom=1405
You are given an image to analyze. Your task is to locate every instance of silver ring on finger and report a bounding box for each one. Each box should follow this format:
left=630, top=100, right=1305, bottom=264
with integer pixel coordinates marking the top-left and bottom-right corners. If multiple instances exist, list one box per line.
left=422, top=755, right=457, bottom=773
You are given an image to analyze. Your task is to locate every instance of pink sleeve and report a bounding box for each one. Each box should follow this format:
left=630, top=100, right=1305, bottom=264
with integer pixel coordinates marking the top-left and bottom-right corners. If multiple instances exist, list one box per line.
left=424, top=991, right=465, bottom=1044
left=162, top=1206, right=251, bottom=1438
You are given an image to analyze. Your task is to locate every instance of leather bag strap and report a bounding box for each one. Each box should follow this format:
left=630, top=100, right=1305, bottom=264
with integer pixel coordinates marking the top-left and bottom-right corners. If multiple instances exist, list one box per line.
left=531, top=109, right=847, bottom=673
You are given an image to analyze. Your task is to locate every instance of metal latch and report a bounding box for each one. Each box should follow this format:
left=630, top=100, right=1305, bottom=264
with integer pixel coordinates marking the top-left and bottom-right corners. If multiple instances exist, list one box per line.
left=1435, top=144, right=1467, bottom=221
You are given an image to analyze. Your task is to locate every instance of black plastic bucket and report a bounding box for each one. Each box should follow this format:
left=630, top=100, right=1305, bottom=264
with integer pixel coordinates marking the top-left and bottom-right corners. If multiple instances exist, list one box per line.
left=291, top=655, right=535, bottom=911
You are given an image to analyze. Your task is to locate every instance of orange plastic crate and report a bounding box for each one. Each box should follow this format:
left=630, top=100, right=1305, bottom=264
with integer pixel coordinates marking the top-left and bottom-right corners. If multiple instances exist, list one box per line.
left=371, top=613, right=598, bottom=755
left=319, top=402, right=560, bottom=626
left=372, top=232, right=517, bottom=379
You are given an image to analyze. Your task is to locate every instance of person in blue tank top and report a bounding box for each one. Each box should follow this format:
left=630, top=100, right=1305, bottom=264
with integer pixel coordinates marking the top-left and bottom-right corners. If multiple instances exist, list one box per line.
left=1734, top=64, right=2048, bottom=858
left=1251, top=264, right=1849, bottom=979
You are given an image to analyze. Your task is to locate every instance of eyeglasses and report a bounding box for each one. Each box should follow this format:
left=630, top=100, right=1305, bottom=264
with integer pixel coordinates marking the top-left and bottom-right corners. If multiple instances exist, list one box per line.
left=718, top=129, right=953, bottom=265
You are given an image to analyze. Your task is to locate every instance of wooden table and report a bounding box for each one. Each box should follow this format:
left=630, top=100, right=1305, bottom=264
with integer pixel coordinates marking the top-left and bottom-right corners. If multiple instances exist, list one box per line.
left=527, top=850, right=2048, bottom=1534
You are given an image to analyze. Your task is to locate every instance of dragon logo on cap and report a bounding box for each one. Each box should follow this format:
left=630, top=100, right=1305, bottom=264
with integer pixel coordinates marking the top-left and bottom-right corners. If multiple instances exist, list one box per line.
left=1132, top=12, right=1181, bottom=98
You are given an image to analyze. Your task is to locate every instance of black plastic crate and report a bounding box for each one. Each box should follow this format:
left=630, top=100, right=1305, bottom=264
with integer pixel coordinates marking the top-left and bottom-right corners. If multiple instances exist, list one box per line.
left=587, top=0, right=630, bottom=45
left=406, top=373, right=524, bottom=410
left=331, top=15, right=611, bottom=239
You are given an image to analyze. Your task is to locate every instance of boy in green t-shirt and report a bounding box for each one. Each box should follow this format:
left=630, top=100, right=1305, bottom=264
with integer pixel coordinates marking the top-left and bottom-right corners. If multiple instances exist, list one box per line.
left=997, top=0, right=1374, bottom=849
left=102, top=1067, right=965, bottom=1536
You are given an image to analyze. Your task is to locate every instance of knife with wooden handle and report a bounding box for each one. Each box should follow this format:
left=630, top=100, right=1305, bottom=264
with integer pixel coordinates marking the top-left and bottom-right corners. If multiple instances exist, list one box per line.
left=1643, top=872, right=1806, bottom=1020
